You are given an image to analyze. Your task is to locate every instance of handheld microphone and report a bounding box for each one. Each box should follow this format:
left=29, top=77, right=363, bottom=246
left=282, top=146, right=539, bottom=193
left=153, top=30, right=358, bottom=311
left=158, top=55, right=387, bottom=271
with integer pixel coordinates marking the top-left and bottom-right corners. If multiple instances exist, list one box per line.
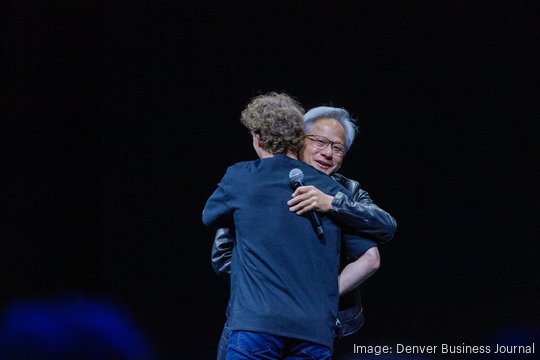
left=289, top=168, right=325, bottom=237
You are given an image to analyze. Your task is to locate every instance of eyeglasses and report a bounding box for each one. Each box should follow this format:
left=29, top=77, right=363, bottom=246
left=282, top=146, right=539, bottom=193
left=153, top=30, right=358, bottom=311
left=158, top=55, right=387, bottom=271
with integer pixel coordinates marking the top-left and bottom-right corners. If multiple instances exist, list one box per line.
left=304, top=135, right=347, bottom=156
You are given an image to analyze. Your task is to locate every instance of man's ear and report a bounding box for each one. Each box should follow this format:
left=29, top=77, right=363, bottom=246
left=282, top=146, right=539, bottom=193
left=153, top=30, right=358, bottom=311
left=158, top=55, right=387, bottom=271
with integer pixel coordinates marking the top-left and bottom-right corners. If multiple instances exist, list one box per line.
left=253, top=133, right=263, bottom=149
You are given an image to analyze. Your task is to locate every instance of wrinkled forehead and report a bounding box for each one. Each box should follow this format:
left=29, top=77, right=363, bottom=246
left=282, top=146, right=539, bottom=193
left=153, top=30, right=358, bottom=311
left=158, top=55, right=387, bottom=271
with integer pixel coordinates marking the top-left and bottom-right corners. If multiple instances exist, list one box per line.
left=309, top=118, right=346, bottom=143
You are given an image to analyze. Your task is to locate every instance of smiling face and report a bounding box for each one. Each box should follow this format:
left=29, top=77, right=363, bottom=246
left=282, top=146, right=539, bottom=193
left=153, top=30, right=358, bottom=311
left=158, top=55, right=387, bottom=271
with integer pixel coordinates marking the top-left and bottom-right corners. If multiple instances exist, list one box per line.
left=300, top=117, right=346, bottom=175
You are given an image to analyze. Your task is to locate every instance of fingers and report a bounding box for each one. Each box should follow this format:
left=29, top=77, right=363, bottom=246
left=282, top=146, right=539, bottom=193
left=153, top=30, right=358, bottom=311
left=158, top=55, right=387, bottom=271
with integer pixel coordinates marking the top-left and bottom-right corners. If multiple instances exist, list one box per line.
left=287, top=186, right=311, bottom=207
left=289, top=199, right=316, bottom=215
left=291, top=185, right=312, bottom=198
left=287, top=185, right=332, bottom=215
left=291, top=185, right=318, bottom=198
left=288, top=187, right=317, bottom=215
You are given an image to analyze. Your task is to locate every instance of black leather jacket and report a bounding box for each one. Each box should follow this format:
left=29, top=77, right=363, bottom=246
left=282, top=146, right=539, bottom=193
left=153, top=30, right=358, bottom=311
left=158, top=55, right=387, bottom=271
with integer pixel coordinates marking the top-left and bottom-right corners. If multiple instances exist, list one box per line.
left=329, top=173, right=397, bottom=244
left=211, top=173, right=397, bottom=281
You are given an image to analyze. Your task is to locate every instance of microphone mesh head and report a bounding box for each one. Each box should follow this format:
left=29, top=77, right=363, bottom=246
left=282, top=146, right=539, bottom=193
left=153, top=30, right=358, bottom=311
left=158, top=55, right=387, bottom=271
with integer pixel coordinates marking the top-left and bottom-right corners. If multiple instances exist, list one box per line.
left=289, top=168, right=304, bottom=185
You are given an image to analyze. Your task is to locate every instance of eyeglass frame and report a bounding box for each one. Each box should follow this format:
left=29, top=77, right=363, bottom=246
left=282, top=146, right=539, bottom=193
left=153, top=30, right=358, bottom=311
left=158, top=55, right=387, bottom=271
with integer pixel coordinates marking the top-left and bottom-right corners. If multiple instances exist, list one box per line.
left=304, top=134, right=347, bottom=156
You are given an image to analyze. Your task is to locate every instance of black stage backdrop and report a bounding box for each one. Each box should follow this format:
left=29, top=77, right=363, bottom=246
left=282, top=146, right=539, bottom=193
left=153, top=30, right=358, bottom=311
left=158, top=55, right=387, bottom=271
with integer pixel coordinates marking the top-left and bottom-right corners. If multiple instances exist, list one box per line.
left=3, top=1, right=539, bottom=359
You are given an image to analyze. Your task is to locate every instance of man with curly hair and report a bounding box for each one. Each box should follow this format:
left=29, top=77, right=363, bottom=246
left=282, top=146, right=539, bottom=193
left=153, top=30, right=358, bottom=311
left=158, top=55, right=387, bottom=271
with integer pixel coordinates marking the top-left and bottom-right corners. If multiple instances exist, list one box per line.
left=202, top=92, right=356, bottom=359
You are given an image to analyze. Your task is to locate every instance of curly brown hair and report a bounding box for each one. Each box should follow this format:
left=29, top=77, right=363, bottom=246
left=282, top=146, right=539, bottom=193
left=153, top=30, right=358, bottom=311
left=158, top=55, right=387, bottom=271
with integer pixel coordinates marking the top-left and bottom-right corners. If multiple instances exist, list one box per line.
left=240, top=92, right=305, bottom=155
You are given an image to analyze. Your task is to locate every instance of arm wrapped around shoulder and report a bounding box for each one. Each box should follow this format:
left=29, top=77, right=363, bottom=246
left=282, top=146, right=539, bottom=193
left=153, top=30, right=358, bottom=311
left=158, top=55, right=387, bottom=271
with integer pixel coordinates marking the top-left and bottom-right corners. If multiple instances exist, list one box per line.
left=330, top=174, right=397, bottom=244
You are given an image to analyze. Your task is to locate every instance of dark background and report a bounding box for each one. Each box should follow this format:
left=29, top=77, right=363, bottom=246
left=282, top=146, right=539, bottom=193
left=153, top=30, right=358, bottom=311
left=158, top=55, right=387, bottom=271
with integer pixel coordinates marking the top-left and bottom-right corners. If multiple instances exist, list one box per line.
left=3, top=1, right=539, bottom=359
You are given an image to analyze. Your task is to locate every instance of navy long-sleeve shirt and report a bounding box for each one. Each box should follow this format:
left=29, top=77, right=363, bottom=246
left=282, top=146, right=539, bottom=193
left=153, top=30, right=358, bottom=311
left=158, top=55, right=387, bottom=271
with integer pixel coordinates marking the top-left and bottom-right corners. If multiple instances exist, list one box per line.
left=202, top=154, right=353, bottom=349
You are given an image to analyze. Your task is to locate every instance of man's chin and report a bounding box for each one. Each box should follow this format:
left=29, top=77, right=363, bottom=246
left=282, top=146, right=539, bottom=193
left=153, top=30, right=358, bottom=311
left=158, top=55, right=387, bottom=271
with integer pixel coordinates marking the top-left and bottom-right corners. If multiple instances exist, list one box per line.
left=315, top=164, right=333, bottom=175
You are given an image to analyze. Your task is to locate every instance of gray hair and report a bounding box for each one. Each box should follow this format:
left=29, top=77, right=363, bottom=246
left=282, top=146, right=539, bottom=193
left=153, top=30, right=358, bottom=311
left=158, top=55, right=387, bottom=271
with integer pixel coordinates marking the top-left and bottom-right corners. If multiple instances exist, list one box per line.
left=303, top=106, right=358, bottom=150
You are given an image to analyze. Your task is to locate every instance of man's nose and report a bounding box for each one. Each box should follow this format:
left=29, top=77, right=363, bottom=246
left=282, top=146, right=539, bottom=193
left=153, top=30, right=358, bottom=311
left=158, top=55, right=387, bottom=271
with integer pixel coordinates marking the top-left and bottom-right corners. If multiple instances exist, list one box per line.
left=320, top=145, right=333, bottom=157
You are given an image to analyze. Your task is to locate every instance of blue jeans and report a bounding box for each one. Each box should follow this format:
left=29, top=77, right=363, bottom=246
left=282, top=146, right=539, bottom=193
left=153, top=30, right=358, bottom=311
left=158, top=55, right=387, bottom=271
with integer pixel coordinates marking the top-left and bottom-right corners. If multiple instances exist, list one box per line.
left=226, top=330, right=332, bottom=360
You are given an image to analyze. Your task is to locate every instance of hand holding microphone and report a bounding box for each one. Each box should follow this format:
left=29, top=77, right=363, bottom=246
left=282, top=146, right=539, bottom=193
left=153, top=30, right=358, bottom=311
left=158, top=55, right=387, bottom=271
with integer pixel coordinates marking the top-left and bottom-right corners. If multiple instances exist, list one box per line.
left=289, top=168, right=325, bottom=237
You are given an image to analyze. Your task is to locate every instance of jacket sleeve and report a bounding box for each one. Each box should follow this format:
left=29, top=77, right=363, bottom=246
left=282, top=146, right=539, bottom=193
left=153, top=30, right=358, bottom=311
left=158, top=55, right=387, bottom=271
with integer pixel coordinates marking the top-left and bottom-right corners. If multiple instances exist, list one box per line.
left=202, top=171, right=233, bottom=229
left=330, top=173, right=397, bottom=244
left=204, top=171, right=235, bottom=281
left=210, top=228, right=234, bottom=282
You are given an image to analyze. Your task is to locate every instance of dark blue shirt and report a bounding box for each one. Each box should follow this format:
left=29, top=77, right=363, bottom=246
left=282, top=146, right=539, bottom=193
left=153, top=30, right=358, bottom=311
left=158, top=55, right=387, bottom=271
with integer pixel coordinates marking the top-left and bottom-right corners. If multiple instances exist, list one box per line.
left=203, top=154, right=353, bottom=349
